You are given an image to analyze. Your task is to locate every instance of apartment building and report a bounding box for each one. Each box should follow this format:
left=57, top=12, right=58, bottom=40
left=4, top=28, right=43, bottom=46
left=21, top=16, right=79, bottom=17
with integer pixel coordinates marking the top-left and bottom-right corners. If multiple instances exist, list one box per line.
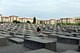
left=57, top=18, right=75, bottom=24
left=0, top=14, right=2, bottom=22
left=49, top=19, right=56, bottom=24
left=0, top=14, right=57, bottom=24
left=0, top=13, right=78, bottom=24
left=19, top=18, right=33, bottom=23
left=0, top=14, right=33, bottom=23
left=2, top=17, right=9, bottom=22
left=37, top=19, right=56, bottom=24
left=9, top=16, right=19, bottom=22
left=57, top=20, right=61, bottom=23
left=74, top=16, right=80, bottom=23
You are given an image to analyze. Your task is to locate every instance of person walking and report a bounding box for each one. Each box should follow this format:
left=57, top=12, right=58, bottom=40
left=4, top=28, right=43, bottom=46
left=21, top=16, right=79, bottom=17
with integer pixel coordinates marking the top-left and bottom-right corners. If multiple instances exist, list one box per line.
left=37, top=26, right=41, bottom=33
left=37, top=26, right=41, bottom=37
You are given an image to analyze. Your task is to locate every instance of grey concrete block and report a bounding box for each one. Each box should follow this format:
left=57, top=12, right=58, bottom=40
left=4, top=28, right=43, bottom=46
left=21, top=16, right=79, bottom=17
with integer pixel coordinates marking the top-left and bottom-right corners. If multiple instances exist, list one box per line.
left=61, top=50, right=79, bottom=53
left=0, top=36, right=8, bottom=46
left=48, top=34, right=58, bottom=38
left=24, top=49, right=56, bottom=53
left=24, top=37, right=56, bottom=51
left=15, top=35, right=24, bottom=39
left=9, top=38, right=24, bottom=44
left=16, top=33, right=24, bottom=35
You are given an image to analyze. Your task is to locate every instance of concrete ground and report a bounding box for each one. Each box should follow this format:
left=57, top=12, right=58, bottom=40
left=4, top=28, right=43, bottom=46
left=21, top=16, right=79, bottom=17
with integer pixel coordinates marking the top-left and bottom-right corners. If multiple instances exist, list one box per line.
left=0, top=40, right=32, bottom=53
left=56, top=43, right=78, bottom=52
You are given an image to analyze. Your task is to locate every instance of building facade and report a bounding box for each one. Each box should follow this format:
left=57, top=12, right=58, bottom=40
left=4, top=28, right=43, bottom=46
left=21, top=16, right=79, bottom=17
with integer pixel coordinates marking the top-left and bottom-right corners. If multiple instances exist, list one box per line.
left=0, top=14, right=79, bottom=24
left=0, top=15, right=33, bottom=23
left=74, top=16, right=80, bottom=23
left=2, top=17, right=9, bottom=22
left=0, top=14, right=2, bottom=22
left=19, top=18, right=33, bottom=23
left=49, top=19, right=56, bottom=24
left=57, top=18, right=75, bottom=24
left=37, top=19, right=56, bottom=24
left=9, top=16, right=19, bottom=22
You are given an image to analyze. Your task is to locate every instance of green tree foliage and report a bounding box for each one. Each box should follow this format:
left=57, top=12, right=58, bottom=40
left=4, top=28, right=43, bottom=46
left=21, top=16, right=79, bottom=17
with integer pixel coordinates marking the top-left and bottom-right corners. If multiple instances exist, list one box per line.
left=57, top=23, right=73, bottom=25
left=27, top=21, right=31, bottom=24
left=66, top=23, right=73, bottom=25
left=76, top=22, right=80, bottom=25
left=13, top=20, right=20, bottom=23
left=40, top=21, right=44, bottom=24
left=33, top=17, right=36, bottom=24
left=57, top=23, right=61, bottom=25
left=57, top=22, right=80, bottom=25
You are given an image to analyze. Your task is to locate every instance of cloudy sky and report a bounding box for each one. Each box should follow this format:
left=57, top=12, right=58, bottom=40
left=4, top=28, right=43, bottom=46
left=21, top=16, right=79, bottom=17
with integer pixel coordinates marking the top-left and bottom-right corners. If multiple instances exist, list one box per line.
left=0, top=0, right=80, bottom=20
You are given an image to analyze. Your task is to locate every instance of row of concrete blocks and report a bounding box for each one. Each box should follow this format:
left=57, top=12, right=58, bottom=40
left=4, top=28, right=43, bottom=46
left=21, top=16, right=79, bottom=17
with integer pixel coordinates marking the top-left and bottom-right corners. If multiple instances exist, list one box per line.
left=2, top=33, right=79, bottom=52
left=24, top=49, right=79, bottom=53
left=7, top=35, right=56, bottom=51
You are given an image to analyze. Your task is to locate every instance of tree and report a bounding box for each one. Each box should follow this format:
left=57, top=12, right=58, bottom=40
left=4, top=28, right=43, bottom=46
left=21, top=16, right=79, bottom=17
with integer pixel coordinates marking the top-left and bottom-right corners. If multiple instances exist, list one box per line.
left=66, top=23, right=73, bottom=25
left=33, top=17, right=36, bottom=24
left=40, top=21, right=43, bottom=24
left=57, top=23, right=61, bottom=25
left=13, top=20, right=17, bottom=23
left=17, top=21, right=20, bottom=23
left=13, top=20, right=20, bottom=23
left=27, top=21, right=31, bottom=23
left=77, top=22, right=80, bottom=25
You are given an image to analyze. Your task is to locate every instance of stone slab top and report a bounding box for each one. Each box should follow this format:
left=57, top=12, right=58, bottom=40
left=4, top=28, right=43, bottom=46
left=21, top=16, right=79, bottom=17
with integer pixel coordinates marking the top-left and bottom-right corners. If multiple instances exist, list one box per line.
left=9, top=38, right=24, bottom=42
left=49, top=34, right=58, bottom=36
left=71, top=32, right=80, bottom=34
left=39, top=33, right=48, bottom=36
left=42, top=31, right=52, bottom=34
left=58, top=35, right=80, bottom=40
left=62, top=50, right=79, bottom=53
left=0, top=36, right=5, bottom=38
left=15, top=36, right=24, bottom=38
left=26, top=37, right=56, bottom=43
left=24, top=49, right=56, bottom=53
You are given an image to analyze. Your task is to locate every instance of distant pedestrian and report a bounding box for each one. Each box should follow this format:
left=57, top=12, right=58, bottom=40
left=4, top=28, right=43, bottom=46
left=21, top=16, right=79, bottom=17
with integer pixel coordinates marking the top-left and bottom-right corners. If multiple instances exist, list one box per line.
left=37, top=26, right=41, bottom=37
left=37, top=26, right=41, bottom=33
